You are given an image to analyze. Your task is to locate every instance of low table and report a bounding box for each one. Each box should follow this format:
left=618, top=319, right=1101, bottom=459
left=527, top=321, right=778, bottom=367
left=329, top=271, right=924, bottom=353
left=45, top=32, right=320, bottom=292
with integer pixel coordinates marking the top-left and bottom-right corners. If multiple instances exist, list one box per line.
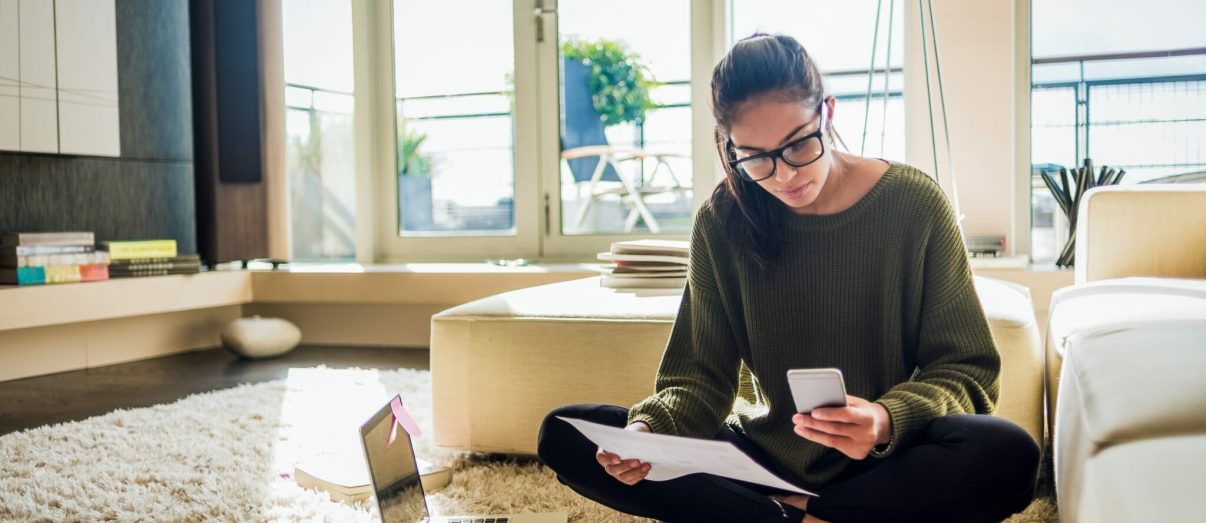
left=431, top=276, right=1043, bottom=454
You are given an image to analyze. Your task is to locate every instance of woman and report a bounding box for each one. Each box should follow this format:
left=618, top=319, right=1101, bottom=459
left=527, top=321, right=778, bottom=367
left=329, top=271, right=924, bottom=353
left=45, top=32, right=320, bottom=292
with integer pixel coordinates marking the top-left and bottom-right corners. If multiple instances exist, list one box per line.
left=537, top=34, right=1039, bottom=523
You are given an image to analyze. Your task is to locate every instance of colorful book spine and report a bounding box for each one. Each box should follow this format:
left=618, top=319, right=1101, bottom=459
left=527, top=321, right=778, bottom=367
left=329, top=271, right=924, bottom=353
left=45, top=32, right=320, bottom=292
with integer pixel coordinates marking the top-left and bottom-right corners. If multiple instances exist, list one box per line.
left=0, top=266, right=46, bottom=285
left=0, top=264, right=109, bottom=285
left=79, top=263, right=110, bottom=282
left=100, top=240, right=178, bottom=260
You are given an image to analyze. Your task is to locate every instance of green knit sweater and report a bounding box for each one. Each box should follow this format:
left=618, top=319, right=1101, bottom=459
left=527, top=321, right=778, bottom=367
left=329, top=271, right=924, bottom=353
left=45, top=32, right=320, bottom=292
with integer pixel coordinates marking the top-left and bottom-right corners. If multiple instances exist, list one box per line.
left=626, top=161, right=1000, bottom=490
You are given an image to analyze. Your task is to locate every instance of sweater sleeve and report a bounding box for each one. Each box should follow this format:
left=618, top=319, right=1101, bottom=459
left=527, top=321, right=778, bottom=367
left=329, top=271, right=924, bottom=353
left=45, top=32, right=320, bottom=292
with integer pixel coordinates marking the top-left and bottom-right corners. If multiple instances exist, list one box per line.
left=627, top=207, right=742, bottom=437
left=872, top=187, right=1001, bottom=456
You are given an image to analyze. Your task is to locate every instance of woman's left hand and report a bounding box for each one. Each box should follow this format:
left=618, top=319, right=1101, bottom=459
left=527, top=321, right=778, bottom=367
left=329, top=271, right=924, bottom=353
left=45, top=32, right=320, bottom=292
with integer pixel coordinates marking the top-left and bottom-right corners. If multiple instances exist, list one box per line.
left=792, top=395, right=893, bottom=460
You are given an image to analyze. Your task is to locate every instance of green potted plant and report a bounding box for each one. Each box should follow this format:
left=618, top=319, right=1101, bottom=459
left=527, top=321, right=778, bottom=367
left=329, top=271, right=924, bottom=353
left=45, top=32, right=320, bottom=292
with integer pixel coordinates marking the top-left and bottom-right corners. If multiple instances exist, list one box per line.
left=562, top=38, right=657, bottom=126
left=397, top=118, right=435, bottom=231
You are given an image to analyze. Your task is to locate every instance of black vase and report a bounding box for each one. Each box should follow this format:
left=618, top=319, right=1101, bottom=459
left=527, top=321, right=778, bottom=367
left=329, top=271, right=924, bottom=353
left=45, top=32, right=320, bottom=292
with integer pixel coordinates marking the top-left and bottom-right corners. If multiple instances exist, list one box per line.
left=1038, top=158, right=1125, bottom=268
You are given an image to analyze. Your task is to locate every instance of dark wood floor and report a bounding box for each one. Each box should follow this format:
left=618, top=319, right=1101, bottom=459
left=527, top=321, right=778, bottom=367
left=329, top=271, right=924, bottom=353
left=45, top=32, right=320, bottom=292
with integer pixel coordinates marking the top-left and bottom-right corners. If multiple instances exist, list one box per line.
left=0, top=345, right=429, bottom=436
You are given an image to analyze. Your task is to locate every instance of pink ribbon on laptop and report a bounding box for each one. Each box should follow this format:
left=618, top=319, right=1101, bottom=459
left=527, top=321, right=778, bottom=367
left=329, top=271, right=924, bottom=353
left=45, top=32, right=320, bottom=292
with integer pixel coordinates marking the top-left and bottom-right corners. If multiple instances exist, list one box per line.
left=386, top=395, right=422, bottom=447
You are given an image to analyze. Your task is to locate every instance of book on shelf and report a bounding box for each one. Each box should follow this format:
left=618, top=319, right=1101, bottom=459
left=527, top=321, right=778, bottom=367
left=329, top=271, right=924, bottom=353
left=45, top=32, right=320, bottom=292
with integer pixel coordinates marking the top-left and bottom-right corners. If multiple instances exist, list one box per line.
left=109, top=267, right=202, bottom=278
left=108, top=253, right=200, bottom=265
left=2, top=251, right=110, bottom=268
left=0, top=231, right=109, bottom=286
left=0, top=244, right=94, bottom=257
left=292, top=454, right=452, bottom=504
left=100, top=239, right=178, bottom=260
left=1, top=263, right=109, bottom=285
left=109, top=253, right=201, bottom=270
left=108, top=253, right=202, bottom=278
left=1, top=231, right=94, bottom=247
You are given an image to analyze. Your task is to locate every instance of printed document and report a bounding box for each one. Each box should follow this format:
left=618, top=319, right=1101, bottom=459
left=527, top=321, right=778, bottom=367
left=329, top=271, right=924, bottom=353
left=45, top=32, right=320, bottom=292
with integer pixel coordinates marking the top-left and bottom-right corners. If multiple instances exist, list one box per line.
left=557, top=417, right=816, bottom=496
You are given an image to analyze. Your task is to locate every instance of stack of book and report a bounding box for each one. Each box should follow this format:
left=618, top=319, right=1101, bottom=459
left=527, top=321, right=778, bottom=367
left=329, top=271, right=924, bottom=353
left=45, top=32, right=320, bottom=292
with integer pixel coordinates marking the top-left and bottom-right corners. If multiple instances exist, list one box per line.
left=0, top=232, right=109, bottom=286
left=101, top=239, right=202, bottom=278
left=596, top=239, right=689, bottom=289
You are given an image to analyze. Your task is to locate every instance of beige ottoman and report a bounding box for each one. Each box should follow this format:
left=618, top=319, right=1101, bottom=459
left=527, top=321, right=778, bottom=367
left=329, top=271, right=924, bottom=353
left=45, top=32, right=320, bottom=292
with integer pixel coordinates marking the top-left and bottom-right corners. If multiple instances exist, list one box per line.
left=431, top=276, right=1044, bottom=454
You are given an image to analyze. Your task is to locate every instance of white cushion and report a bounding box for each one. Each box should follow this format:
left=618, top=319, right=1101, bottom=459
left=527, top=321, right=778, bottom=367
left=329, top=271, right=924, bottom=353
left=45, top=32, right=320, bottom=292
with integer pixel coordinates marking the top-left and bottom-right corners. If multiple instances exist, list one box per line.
left=1078, top=435, right=1206, bottom=523
left=1048, top=277, right=1206, bottom=359
left=1051, top=279, right=1206, bottom=522
left=974, top=276, right=1034, bottom=329
left=1065, top=319, right=1206, bottom=444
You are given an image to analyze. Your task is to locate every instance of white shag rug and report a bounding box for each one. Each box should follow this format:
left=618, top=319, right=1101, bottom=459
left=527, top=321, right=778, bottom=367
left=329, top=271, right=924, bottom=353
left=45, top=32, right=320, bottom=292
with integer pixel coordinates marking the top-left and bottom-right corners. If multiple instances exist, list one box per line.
left=0, top=367, right=1056, bottom=522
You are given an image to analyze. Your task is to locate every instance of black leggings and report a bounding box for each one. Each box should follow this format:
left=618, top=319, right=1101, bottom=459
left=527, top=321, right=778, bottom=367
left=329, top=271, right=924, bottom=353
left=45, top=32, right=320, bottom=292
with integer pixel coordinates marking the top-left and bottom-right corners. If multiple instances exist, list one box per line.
left=537, top=404, right=1039, bottom=523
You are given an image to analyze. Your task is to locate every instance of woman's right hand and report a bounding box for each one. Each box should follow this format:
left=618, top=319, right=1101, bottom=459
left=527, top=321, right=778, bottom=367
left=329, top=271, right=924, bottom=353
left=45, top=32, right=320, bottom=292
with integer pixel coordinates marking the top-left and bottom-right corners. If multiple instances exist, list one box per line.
left=596, top=422, right=652, bottom=485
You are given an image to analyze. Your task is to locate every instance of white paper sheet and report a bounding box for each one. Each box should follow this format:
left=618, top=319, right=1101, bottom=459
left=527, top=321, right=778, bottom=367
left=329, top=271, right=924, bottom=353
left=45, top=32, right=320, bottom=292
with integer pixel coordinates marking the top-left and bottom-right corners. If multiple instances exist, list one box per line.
left=557, top=417, right=816, bottom=496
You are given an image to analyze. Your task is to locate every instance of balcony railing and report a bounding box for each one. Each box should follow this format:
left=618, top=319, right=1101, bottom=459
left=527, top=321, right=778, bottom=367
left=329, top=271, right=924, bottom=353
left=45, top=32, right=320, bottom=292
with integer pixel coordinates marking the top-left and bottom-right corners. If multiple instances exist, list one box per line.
left=1031, top=47, right=1206, bottom=182
left=285, top=83, right=357, bottom=260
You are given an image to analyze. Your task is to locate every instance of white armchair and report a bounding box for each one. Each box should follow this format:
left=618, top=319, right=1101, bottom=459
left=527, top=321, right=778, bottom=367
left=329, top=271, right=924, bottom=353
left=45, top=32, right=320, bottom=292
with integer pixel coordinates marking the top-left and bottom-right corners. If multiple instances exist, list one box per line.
left=1047, top=185, right=1206, bottom=522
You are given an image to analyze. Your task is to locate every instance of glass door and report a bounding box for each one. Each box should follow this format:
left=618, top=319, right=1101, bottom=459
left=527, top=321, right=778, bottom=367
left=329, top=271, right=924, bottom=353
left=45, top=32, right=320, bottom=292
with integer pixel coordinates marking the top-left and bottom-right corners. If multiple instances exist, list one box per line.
left=378, top=0, right=539, bottom=261
left=538, top=0, right=695, bottom=258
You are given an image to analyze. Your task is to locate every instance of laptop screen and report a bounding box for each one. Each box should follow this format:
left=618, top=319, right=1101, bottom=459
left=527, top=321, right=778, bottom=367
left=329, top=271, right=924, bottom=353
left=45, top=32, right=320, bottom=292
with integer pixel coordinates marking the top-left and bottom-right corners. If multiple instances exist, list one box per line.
left=360, top=397, right=429, bottom=523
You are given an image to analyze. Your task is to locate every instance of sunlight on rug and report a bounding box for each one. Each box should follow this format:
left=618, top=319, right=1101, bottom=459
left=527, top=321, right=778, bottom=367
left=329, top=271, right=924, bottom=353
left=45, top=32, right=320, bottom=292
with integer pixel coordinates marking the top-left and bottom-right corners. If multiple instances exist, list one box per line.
left=0, top=367, right=1056, bottom=522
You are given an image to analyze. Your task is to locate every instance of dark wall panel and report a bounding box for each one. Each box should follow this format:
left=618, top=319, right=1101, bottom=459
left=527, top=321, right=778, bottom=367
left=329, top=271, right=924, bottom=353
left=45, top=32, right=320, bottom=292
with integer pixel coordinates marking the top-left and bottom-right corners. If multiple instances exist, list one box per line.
left=0, top=0, right=195, bottom=253
left=0, top=157, right=195, bottom=252
left=117, top=0, right=194, bottom=162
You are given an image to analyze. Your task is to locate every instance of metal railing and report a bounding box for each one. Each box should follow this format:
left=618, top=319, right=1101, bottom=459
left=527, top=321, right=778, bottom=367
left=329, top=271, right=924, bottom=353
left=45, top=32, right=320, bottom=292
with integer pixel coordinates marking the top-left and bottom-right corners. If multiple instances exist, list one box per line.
left=1030, top=47, right=1206, bottom=180
left=284, top=83, right=358, bottom=259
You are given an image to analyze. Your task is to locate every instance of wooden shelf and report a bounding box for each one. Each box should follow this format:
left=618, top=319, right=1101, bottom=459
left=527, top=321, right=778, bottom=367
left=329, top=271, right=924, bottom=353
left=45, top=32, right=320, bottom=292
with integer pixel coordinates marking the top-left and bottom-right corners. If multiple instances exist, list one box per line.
left=0, top=271, right=252, bottom=332
left=0, top=264, right=597, bottom=332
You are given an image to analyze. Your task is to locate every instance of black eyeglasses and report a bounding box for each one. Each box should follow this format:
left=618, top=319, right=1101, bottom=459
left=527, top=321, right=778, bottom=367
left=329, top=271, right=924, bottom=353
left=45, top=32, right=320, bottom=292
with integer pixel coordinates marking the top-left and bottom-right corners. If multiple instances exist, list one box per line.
left=727, top=99, right=828, bottom=182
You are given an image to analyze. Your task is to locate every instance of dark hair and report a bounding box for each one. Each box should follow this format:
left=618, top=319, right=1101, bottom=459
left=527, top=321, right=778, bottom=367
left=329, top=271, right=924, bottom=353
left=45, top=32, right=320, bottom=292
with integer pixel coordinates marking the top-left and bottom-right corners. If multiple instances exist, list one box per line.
left=709, top=33, right=836, bottom=271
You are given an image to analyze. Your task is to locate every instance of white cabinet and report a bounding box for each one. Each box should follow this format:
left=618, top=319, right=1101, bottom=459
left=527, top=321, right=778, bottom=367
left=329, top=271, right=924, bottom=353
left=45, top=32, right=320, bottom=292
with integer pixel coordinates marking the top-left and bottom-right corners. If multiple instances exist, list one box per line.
left=17, top=0, right=58, bottom=153
left=0, top=0, right=120, bottom=156
left=0, top=0, right=19, bottom=150
left=54, top=0, right=119, bottom=156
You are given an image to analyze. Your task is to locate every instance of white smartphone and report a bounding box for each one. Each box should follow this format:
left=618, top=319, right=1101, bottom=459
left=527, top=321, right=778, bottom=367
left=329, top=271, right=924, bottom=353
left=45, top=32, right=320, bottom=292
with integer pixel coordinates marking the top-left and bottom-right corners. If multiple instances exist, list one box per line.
left=786, top=368, right=848, bottom=414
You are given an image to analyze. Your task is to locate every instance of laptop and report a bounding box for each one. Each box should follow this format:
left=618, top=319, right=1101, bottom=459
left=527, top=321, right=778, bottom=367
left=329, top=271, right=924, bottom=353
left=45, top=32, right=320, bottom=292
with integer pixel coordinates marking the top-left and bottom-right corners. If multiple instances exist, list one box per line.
left=359, top=395, right=567, bottom=523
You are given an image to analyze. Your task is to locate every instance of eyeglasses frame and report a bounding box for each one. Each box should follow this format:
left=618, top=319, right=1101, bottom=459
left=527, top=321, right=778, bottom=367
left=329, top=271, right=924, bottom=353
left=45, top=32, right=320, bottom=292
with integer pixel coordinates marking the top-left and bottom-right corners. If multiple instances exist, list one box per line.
left=727, top=98, right=830, bottom=183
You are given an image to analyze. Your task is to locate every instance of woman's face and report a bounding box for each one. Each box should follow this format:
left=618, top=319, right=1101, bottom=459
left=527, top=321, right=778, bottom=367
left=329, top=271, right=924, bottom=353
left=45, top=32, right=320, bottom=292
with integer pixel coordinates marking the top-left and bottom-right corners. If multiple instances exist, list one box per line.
left=728, top=95, right=835, bottom=214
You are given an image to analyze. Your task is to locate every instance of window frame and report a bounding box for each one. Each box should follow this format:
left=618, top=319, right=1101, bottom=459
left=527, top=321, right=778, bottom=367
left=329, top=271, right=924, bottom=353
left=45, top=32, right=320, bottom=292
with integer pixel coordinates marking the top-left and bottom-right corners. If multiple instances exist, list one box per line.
left=345, top=0, right=723, bottom=262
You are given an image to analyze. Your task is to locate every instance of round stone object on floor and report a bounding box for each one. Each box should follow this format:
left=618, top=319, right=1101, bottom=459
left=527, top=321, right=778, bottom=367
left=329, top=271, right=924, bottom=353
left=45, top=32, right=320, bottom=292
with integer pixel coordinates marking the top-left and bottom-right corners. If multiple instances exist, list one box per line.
left=221, top=315, right=302, bottom=359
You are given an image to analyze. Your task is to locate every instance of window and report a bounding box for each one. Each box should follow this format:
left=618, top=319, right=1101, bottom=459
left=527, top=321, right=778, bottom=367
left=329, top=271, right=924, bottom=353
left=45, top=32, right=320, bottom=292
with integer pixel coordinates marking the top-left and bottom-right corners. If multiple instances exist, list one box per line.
left=288, top=1, right=916, bottom=261
left=393, top=1, right=516, bottom=236
left=282, top=0, right=357, bottom=261
left=376, top=0, right=705, bottom=261
left=1030, top=0, right=1206, bottom=262
left=555, top=0, right=694, bottom=236
left=730, top=0, right=906, bottom=162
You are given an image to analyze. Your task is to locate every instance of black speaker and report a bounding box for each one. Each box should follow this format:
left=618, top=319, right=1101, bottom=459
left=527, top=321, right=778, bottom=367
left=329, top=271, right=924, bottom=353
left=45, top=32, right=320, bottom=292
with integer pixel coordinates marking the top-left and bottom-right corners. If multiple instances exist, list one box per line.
left=189, top=0, right=269, bottom=265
